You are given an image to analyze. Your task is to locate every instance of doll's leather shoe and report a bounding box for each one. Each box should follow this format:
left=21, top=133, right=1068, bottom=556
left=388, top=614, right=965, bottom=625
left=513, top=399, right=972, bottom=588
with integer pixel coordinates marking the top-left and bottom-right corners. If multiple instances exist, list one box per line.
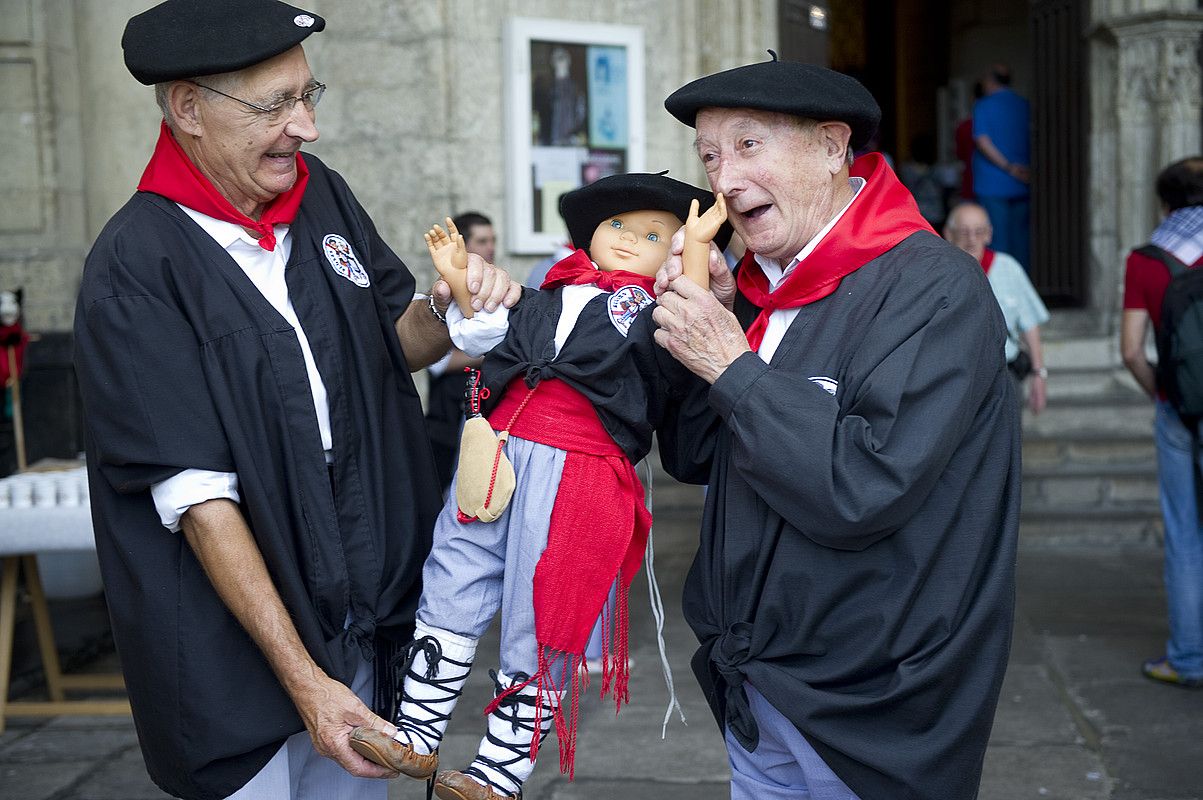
left=348, top=726, right=438, bottom=778
left=433, top=770, right=519, bottom=800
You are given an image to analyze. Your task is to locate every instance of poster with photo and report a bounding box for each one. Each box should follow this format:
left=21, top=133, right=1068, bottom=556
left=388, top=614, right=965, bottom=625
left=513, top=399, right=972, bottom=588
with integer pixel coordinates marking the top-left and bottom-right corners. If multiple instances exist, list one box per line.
left=505, top=19, right=644, bottom=253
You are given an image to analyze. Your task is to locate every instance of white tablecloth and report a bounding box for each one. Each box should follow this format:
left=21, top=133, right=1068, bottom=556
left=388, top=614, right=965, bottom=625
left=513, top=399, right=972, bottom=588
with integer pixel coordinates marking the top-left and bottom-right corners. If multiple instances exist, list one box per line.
left=0, top=467, right=102, bottom=598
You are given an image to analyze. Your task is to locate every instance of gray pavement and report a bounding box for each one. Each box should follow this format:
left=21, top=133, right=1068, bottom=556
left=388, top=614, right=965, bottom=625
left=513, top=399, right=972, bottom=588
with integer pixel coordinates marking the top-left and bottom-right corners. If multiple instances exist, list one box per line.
left=3, top=496, right=1203, bottom=800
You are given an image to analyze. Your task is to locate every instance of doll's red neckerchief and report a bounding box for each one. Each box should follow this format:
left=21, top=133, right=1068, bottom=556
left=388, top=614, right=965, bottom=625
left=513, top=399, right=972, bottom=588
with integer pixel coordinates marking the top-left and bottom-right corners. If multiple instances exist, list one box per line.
left=980, top=248, right=996, bottom=274
left=735, top=152, right=934, bottom=350
left=485, top=377, right=649, bottom=779
left=137, top=121, right=309, bottom=252
left=541, top=248, right=657, bottom=295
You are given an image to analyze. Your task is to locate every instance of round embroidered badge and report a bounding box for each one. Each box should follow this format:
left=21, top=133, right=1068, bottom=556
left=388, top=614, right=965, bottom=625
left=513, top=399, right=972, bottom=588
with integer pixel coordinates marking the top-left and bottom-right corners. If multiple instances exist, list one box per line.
left=322, top=234, right=371, bottom=287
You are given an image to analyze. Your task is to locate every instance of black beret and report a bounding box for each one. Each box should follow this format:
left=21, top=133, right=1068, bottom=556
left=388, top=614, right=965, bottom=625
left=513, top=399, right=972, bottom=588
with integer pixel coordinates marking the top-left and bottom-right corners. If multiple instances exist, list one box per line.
left=664, top=52, right=881, bottom=151
left=559, top=172, right=733, bottom=256
left=123, top=0, right=325, bottom=85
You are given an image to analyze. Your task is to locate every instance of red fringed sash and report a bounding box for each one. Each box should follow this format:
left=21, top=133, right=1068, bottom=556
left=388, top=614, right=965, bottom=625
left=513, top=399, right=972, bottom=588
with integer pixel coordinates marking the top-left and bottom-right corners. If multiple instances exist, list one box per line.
left=485, top=378, right=650, bottom=777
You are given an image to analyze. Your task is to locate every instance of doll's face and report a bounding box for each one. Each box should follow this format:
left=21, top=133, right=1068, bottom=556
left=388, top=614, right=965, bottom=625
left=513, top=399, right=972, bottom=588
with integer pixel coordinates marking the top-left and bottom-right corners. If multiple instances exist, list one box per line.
left=0, top=292, right=18, bottom=327
left=589, top=210, right=682, bottom=277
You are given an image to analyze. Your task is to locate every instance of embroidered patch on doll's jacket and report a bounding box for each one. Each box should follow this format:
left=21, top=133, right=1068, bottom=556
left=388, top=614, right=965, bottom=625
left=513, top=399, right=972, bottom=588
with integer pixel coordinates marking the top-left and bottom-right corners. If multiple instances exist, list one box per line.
left=607, top=285, right=654, bottom=337
left=322, top=233, right=370, bottom=287
left=809, top=376, right=838, bottom=396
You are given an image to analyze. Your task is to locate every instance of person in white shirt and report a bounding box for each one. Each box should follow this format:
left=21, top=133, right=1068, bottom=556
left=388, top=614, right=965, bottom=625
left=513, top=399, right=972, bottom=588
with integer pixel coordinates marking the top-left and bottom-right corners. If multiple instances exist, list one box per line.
left=944, top=201, right=1050, bottom=414
left=72, top=3, right=518, bottom=799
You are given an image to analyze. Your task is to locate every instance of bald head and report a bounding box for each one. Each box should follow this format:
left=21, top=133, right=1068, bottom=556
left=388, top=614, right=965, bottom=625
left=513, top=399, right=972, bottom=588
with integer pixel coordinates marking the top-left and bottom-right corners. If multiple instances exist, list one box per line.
left=944, top=202, right=993, bottom=261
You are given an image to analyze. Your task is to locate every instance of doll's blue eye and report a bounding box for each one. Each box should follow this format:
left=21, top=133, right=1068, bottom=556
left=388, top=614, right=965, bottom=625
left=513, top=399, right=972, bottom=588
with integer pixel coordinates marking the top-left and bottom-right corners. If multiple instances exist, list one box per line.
left=647, top=233, right=660, bottom=242
left=610, top=219, right=622, bottom=229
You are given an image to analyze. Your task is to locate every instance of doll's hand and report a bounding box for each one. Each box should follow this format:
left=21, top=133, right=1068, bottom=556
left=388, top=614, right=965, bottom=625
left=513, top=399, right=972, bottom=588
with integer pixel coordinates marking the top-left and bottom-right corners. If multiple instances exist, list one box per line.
left=684, top=194, right=727, bottom=246
left=424, top=218, right=469, bottom=280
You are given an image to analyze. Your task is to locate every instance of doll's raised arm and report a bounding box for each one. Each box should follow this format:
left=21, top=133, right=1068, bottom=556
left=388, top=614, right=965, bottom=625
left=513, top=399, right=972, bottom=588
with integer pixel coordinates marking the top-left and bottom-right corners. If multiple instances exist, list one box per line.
left=681, top=194, right=728, bottom=291
left=425, top=218, right=475, bottom=318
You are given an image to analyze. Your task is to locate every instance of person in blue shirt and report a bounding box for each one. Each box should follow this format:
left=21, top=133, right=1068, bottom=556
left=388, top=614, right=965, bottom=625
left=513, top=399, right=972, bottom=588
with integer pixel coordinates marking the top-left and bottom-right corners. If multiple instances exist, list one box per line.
left=972, top=64, right=1031, bottom=271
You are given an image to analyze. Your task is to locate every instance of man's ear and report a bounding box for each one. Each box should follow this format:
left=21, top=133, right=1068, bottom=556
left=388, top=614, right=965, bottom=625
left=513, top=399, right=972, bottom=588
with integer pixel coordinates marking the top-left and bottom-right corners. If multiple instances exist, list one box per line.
left=167, top=81, right=204, bottom=136
left=816, top=121, right=853, bottom=171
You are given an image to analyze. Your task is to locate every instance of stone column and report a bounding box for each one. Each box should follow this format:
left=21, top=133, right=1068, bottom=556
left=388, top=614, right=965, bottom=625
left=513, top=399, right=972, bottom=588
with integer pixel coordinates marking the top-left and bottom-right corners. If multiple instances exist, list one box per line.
left=1091, top=9, right=1203, bottom=334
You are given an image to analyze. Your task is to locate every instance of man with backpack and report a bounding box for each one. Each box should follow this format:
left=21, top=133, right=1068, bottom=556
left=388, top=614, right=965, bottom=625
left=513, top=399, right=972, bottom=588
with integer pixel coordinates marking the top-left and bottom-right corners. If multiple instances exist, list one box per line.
left=1120, top=155, right=1203, bottom=688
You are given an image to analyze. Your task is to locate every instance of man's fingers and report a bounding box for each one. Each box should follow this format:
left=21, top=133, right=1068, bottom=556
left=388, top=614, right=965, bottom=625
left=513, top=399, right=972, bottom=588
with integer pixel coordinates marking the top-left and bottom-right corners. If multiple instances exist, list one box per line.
left=431, top=279, right=452, bottom=304
left=655, top=253, right=685, bottom=296
left=332, top=738, right=400, bottom=779
left=474, top=266, right=498, bottom=310
left=707, top=243, right=728, bottom=277
left=666, top=273, right=703, bottom=299
left=445, top=217, right=460, bottom=239
left=502, top=279, right=523, bottom=309
left=464, top=253, right=484, bottom=294
left=670, top=227, right=686, bottom=256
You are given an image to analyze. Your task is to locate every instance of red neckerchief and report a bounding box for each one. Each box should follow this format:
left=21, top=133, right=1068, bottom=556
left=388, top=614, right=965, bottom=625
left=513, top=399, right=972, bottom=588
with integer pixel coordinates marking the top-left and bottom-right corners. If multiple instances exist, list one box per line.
left=484, top=377, right=649, bottom=778
left=137, top=121, right=309, bottom=251
left=541, top=248, right=657, bottom=295
left=980, top=248, right=996, bottom=274
left=735, top=152, right=934, bottom=350
left=0, top=322, right=27, bottom=387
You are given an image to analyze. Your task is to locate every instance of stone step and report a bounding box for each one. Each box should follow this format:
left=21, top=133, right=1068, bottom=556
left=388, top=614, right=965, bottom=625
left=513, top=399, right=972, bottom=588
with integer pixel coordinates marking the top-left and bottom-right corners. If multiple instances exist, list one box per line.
left=1041, top=335, right=1120, bottom=371
left=1021, top=469, right=1159, bottom=512
left=1018, top=508, right=1163, bottom=547
left=1022, top=435, right=1155, bottom=470
left=1022, top=400, right=1154, bottom=439
left=1039, top=368, right=1146, bottom=402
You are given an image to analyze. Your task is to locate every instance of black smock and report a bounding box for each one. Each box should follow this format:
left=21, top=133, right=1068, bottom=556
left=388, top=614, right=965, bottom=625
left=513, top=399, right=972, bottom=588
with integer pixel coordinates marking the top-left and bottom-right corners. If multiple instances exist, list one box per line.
left=73, top=154, right=440, bottom=800
left=479, top=286, right=692, bottom=463
left=660, top=232, right=1019, bottom=800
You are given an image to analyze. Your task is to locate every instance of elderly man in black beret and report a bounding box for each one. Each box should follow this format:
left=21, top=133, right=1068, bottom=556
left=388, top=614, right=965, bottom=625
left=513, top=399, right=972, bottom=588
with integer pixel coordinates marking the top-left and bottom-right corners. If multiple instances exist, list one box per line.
left=651, top=54, right=1020, bottom=800
left=73, top=2, right=518, bottom=799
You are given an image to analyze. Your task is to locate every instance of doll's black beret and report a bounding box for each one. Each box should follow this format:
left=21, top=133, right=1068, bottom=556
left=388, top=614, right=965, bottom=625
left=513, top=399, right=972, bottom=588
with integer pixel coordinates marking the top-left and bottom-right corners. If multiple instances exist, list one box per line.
left=664, top=51, right=881, bottom=151
left=559, top=172, right=733, bottom=255
left=123, top=0, right=325, bottom=85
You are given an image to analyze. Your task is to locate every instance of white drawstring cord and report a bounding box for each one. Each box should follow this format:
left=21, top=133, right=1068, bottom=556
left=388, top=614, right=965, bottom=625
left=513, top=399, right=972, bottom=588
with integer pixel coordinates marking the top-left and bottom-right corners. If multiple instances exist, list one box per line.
left=636, top=458, right=686, bottom=738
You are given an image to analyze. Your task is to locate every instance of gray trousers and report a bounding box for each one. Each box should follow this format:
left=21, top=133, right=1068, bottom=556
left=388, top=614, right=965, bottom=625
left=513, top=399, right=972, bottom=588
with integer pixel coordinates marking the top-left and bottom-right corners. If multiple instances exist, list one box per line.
left=223, top=656, right=384, bottom=800
left=417, top=435, right=566, bottom=678
left=725, top=683, right=860, bottom=800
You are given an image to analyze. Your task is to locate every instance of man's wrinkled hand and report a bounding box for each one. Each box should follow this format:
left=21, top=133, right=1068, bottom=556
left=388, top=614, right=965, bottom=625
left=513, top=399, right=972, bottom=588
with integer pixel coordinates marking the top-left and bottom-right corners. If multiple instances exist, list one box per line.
left=655, top=228, right=736, bottom=310
left=653, top=274, right=750, bottom=384
left=294, top=674, right=400, bottom=779
left=463, top=253, right=522, bottom=313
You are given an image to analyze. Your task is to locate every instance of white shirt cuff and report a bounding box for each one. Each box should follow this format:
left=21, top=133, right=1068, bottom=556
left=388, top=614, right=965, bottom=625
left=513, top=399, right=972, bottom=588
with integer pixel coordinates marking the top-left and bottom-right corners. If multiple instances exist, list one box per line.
left=428, top=349, right=454, bottom=377
left=447, top=303, right=510, bottom=357
left=150, top=469, right=241, bottom=532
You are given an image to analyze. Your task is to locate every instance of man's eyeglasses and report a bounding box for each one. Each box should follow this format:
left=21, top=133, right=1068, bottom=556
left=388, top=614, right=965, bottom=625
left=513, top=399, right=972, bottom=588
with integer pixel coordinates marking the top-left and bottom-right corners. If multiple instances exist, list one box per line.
left=190, top=80, right=326, bottom=123
left=951, top=226, right=991, bottom=238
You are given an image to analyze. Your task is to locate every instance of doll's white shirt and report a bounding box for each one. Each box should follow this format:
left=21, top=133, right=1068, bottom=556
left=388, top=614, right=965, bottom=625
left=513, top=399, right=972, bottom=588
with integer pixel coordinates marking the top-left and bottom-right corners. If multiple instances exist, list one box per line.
left=752, top=177, right=864, bottom=363
left=150, top=207, right=334, bottom=532
left=448, top=284, right=604, bottom=359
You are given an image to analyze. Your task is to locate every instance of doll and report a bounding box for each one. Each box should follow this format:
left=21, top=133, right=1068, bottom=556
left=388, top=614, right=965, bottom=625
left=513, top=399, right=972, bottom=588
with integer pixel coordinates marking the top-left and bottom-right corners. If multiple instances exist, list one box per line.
left=351, top=174, right=728, bottom=800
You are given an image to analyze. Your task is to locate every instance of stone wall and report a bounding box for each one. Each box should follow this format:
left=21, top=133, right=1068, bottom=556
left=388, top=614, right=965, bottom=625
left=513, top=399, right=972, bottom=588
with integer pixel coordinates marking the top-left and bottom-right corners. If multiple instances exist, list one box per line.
left=0, top=0, right=775, bottom=463
left=0, top=0, right=777, bottom=329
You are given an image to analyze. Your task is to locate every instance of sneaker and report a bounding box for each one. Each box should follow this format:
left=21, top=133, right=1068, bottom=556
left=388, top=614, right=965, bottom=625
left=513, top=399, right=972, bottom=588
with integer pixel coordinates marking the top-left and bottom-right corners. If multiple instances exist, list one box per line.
left=1141, top=656, right=1203, bottom=688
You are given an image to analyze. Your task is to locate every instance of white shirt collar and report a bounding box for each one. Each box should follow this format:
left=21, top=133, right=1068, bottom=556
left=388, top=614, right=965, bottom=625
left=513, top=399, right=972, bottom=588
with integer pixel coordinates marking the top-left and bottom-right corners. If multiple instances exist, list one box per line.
left=178, top=204, right=289, bottom=252
left=755, top=176, right=866, bottom=291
